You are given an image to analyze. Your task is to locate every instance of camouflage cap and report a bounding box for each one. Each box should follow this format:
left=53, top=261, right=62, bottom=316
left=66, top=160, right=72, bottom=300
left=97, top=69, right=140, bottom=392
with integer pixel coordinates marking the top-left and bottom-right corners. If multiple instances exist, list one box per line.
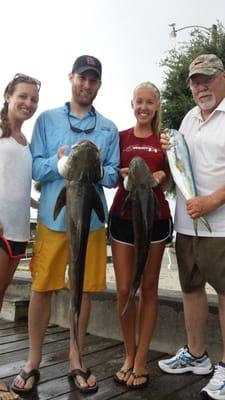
left=188, top=54, right=224, bottom=79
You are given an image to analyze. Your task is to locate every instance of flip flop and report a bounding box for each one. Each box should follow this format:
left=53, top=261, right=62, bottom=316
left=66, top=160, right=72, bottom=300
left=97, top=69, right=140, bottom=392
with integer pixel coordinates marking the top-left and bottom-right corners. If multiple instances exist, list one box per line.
left=11, top=369, right=40, bottom=393
left=68, top=368, right=98, bottom=393
left=127, top=371, right=149, bottom=389
left=113, top=367, right=133, bottom=385
left=0, top=379, right=20, bottom=400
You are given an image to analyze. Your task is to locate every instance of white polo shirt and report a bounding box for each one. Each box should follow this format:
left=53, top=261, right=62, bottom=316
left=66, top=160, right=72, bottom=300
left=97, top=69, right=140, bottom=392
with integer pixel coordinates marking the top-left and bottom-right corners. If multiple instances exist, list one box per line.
left=174, top=98, right=225, bottom=236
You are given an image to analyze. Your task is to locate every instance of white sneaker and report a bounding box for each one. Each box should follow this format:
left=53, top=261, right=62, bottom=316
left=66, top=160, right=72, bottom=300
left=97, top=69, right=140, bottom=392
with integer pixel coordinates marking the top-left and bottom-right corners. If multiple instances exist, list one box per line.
left=201, top=364, right=225, bottom=399
left=158, top=346, right=213, bottom=375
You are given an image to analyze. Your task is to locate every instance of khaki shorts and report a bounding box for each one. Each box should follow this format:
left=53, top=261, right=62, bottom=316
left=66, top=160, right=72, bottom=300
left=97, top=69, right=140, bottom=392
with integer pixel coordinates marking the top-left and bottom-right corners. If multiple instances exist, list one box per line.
left=30, top=221, right=106, bottom=292
left=176, top=233, right=225, bottom=294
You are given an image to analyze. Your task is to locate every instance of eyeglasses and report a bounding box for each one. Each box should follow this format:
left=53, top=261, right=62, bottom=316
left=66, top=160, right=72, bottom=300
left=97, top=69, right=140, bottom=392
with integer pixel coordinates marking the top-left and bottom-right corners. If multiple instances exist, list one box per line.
left=13, top=73, right=41, bottom=91
left=189, top=72, right=222, bottom=90
left=67, top=102, right=97, bottom=134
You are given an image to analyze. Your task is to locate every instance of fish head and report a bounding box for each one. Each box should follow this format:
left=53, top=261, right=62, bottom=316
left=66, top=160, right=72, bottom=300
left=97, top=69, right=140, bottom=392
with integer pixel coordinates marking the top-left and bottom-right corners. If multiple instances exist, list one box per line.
left=67, top=140, right=102, bottom=182
left=127, top=156, right=158, bottom=191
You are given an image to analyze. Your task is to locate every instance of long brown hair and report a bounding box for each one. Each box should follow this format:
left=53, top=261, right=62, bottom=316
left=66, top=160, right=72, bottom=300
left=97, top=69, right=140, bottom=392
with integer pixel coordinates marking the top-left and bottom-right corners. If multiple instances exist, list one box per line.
left=0, top=74, right=41, bottom=138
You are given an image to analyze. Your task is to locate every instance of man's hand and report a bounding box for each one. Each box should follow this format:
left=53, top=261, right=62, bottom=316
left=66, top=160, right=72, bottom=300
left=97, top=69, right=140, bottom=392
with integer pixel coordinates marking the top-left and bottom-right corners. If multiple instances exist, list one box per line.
left=57, top=145, right=69, bottom=159
left=186, top=196, right=214, bottom=218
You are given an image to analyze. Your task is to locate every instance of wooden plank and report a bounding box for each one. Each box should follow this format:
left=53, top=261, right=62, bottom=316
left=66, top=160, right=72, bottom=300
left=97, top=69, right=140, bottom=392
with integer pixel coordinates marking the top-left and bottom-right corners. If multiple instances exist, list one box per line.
left=0, top=325, right=67, bottom=343
left=0, top=333, right=121, bottom=376
left=116, top=372, right=207, bottom=400
left=0, top=318, right=207, bottom=400
left=0, top=320, right=27, bottom=331
left=0, top=330, right=69, bottom=351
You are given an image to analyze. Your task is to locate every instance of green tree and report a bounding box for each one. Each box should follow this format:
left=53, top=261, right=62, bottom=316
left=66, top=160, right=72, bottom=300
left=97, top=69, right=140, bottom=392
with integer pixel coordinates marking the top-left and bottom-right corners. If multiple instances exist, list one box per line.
left=161, top=21, right=225, bottom=129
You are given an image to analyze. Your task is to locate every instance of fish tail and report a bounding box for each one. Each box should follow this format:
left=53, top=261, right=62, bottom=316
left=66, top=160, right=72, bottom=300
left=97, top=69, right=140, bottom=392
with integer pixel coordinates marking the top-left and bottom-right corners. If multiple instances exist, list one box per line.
left=200, top=217, right=212, bottom=233
left=70, top=304, right=82, bottom=365
left=121, top=287, right=136, bottom=318
left=193, top=219, right=198, bottom=236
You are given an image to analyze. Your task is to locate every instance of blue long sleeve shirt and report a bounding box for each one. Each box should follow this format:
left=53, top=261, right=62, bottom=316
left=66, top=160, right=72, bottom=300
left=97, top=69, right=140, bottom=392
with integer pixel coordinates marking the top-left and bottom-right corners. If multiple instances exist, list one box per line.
left=30, top=103, right=120, bottom=232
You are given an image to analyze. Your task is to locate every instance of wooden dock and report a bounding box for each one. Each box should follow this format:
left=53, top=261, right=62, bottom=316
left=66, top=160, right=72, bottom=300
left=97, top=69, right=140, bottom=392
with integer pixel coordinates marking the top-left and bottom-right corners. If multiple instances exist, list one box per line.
left=0, top=318, right=212, bottom=399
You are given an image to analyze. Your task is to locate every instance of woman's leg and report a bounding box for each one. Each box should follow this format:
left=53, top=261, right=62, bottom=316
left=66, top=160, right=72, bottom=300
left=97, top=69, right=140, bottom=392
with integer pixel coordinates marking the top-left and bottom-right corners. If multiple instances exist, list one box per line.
left=111, top=239, right=136, bottom=381
left=0, top=249, right=20, bottom=311
left=127, top=241, right=166, bottom=386
left=13, top=290, right=53, bottom=390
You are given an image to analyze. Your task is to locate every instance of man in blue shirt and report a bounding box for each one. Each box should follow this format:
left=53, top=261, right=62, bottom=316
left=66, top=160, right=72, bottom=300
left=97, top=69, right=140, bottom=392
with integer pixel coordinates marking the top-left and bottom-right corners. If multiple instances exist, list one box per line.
left=12, top=55, right=119, bottom=394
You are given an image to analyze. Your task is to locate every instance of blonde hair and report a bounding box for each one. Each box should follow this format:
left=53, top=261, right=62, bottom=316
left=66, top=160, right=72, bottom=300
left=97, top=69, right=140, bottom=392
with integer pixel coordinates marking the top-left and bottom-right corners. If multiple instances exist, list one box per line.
left=133, top=81, right=161, bottom=137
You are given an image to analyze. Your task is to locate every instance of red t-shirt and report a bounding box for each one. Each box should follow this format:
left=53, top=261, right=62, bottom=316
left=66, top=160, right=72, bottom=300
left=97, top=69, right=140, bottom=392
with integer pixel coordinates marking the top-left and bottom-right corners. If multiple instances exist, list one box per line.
left=109, top=128, right=170, bottom=220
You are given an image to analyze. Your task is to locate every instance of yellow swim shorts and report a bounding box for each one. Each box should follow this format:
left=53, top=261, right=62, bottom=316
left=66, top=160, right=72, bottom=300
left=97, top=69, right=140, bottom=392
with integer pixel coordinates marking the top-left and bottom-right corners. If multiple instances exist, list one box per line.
left=30, top=221, right=107, bottom=292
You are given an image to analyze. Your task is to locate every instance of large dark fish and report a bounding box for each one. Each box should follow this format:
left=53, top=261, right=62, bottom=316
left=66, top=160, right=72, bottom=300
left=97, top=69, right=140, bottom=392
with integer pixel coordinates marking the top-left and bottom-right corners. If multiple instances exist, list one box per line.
left=121, top=156, right=158, bottom=316
left=53, top=140, right=105, bottom=359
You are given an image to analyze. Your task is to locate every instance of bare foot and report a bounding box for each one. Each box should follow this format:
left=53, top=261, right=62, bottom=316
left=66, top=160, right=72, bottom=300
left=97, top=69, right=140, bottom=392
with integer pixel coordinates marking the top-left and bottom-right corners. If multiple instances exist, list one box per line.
left=0, top=379, right=20, bottom=400
left=70, top=367, right=97, bottom=389
left=115, top=365, right=133, bottom=384
left=12, top=364, right=39, bottom=392
left=126, top=367, right=149, bottom=388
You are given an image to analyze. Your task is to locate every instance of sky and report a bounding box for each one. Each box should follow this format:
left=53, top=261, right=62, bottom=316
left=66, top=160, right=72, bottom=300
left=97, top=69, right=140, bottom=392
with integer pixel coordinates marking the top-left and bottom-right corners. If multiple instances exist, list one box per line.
left=1, top=0, right=224, bottom=211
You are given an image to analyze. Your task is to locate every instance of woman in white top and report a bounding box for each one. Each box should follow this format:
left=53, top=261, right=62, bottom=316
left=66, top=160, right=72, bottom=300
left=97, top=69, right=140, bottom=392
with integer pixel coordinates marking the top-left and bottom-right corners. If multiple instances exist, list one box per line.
left=0, top=74, right=40, bottom=400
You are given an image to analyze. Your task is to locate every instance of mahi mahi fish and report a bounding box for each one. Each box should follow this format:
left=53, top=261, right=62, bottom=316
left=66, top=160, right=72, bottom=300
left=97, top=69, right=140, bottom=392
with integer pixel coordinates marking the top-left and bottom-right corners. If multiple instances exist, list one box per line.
left=121, top=156, right=158, bottom=316
left=53, top=140, right=105, bottom=358
left=166, top=129, right=211, bottom=235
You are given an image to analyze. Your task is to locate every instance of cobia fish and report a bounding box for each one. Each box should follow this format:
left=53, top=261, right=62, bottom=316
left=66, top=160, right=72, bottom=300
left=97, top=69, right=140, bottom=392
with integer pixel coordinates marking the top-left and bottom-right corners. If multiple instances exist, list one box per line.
left=121, top=156, right=158, bottom=316
left=166, top=129, right=211, bottom=235
left=53, top=140, right=105, bottom=359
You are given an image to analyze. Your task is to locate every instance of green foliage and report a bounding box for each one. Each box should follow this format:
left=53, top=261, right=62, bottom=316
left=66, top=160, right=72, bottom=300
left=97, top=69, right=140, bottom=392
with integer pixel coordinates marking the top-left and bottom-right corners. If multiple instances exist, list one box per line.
left=161, top=22, right=225, bottom=129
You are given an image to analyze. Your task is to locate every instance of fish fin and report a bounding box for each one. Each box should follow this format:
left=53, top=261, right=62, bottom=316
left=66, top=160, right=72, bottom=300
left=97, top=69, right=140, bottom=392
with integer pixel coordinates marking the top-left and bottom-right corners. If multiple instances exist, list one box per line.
left=92, top=186, right=105, bottom=222
left=53, top=187, right=67, bottom=220
left=200, top=217, right=212, bottom=233
left=193, top=219, right=198, bottom=236
left=120, top=193, right=132, bottom=216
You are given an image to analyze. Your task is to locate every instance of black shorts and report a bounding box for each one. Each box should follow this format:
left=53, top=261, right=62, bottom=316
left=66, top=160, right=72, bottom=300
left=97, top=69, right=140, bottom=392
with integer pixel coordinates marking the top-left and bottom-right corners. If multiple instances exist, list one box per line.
left=0, top=237, right=27, bottom=259
left=108, top=215, right=173, bottom=246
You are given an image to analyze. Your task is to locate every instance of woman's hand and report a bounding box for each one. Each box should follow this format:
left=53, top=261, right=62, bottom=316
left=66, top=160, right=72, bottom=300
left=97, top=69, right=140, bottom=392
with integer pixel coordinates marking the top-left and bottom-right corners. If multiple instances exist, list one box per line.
left=120, top=167, right=129, bottom=179
left=160, top=128, right=170, bottom=151
left=153, top=170, right=167, bottom=185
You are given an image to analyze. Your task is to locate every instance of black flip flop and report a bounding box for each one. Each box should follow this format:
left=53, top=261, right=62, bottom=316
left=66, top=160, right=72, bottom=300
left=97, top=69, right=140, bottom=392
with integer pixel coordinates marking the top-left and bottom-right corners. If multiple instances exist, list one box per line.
left=68, top=368, right=98, bottom=393
left=127, top=371, right=149, bottom=389
left=11, top=368, right=40, bottom=393
left=113, top=367, right=133, bottom=385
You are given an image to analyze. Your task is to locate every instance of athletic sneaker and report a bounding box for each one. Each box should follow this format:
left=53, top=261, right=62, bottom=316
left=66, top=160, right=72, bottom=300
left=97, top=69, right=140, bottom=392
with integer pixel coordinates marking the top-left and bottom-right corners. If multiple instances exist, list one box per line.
left=158, top=346, right=213, bottom=375
left=201, top=363, right=225, bottom=399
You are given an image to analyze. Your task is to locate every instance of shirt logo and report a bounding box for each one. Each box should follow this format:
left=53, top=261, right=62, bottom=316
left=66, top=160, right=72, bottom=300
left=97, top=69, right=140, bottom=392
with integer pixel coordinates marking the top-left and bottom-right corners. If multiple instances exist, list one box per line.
left=124, top=145, right=159, bottom=153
